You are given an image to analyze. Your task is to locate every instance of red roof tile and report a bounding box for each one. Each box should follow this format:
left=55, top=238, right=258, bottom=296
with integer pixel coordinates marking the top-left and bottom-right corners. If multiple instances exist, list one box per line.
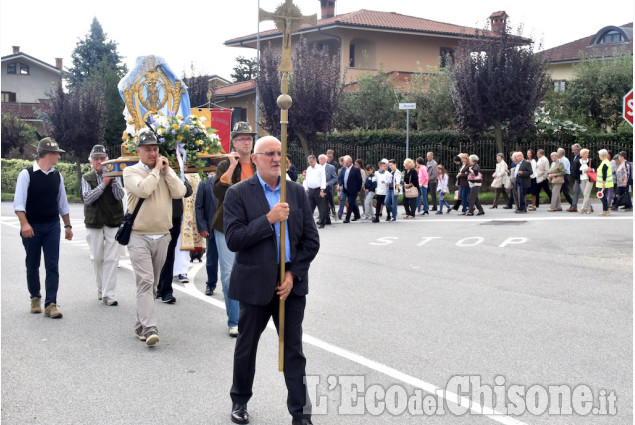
left=226, top=9, right=497, bottom=46
left=215, top=80, right=256, bottom=97
left=1, top=101, right=51, bottom=120
left=540, top=23, right=633, bottom=63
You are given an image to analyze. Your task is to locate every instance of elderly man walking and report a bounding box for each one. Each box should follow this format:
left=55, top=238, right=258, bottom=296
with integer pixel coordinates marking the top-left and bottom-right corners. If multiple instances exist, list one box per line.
left=123, top=129, right=187, bottom=346
left=81, top=145, right=125, bottom=306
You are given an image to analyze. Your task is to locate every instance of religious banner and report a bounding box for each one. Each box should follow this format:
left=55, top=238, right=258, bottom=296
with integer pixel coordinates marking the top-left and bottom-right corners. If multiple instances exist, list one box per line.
left=211, top=108, right=232, bottom=153
left=180, top=173, right=206, bottom=251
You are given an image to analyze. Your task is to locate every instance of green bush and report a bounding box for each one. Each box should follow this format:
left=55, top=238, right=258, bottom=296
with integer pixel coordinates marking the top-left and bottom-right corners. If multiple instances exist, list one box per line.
left=1, top=159, right=90, bottom=197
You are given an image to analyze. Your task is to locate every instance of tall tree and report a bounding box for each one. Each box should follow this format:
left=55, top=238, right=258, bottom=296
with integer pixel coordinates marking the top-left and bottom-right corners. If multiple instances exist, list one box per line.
left=257, top=39, right=343, bottom=156
left=182, top=63, right=216, bottom=108
left=231, top=56, right=258, bottom=82
left=452, top=27, right=549, bottom=152
left=40, top=79, right=106, bottom=195
left=405, top=64, right=456, bottom=131
left=1, top=114, right=39, bottom=159
left=67, top=18, right=127, bottom=145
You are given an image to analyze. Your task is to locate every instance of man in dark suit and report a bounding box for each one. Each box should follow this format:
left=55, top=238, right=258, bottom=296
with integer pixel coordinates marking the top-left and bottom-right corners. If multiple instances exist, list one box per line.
left=319, top=154, right=338, bottom=221
left=514, top=152, right=533, bottom=213
left=223, top=136, right=320, bottom=425
left=342, top=155, right=362, bottom=223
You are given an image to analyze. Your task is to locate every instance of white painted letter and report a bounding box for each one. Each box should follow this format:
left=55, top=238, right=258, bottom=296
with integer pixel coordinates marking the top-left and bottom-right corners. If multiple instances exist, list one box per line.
left=418, top=237, right=442, bottom=246
left=498, top=237, right=528, bottom=248
left=456, top=237, right=484, bottom=247
left=369, top=237, right=398, bottom=246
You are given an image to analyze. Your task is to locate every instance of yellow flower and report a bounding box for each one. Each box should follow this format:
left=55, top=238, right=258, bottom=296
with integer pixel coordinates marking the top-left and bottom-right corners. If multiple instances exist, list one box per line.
left=177, top=115, right=182, bottom=119
left=177, top=135, right=183, bottom=141
left=172, top=124, right=179, bottom=130
left=157, top=128, right=164, bottom=135
left=184, top=125, right=190, bottom=130
left=195, top=140, right=202, bottom=146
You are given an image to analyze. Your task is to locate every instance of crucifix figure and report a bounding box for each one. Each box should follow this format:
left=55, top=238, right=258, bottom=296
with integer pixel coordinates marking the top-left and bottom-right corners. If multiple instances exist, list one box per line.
left=258, top=0, right=317, bottom=373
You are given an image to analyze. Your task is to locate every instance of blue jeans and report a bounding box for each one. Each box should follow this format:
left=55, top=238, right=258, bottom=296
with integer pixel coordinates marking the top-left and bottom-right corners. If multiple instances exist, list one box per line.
left=416, top=186, right=429, bottom=212
left=438, top=190, right=451, bottom=212
left=337, top=191, right=348, bottom=218
left=21, top=221, right=60, bottom=307
left=206, top=233, right=219, bottom=290
left=214, top=231, right=239, bottom=328
left=385, top=188, right=398, bottom=219
left=459, top=186, right=470, bottom=212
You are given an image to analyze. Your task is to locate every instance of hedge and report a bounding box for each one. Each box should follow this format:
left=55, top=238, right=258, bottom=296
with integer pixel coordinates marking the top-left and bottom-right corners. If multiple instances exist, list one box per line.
left=1, top=159, right=90, bottom=196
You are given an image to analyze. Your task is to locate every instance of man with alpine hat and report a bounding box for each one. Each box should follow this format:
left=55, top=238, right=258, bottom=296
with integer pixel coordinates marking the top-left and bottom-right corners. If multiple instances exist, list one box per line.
left=123, top=128, right=187, bottom=346
left=14, top=137, right=73, bottom=319
left=213, top=121, right=257, bottom=337
left=81, top=144, right=125, bottom=306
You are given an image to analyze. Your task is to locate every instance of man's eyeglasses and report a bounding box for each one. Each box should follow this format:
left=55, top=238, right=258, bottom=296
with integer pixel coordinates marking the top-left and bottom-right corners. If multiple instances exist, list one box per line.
left=234, top=137, right=253, bottom=142
left=254, top=151, right=282, bottom=158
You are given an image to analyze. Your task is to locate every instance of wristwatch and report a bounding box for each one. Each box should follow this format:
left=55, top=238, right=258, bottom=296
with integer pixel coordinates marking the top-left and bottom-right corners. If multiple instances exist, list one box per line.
left=64, top=225, right=72, bottom=229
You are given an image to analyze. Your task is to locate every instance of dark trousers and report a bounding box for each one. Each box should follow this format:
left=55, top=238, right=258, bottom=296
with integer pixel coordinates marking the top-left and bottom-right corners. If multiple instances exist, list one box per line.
left=614, top=186, right=633, bottom=209
left=307, top=188, right=328, bottom=225
left=325, top=186, right=335, bottom=213
left=21, top=221, right=60, bottom=308
left=403, top=196, right=417, bottom=216
left=535, top=179, right=552, bottom=206
left=206, top=234, right=219, bottom=290
left=515, top=182, right=527, bottom=211
left=158, top=216, right=181, bottom=298
left=467, top=185, right=484, bottom=213
left=231, top=292, right=310, bottom=421
left=374, top=195, right=386, bottom=220
left=507, top=185, right=515, bottom=208
left=344, top=191, right=360, bottom=220
left=428, top=181, right=438, bottom=209
left=562, top=175, right=573, bottom=205
left=493, top=187, right=510, bottom=206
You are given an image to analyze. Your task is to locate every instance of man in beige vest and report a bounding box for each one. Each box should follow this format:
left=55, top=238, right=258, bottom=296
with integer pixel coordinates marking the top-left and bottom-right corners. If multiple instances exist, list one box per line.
left=123, top=129, right=186, bottom=346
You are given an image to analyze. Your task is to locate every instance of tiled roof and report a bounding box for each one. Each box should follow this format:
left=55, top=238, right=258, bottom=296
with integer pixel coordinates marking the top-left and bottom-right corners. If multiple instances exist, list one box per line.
left=225, top=9, right=498, bottom=46
left=215, top=80, right=256, bottom=97
left=540, top=23, right=633, bottom=63
left=1, top=101, right=51, bottom=120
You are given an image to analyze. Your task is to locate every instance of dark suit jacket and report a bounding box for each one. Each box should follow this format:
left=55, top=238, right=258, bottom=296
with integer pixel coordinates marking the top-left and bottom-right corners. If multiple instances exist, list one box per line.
left=516, top=159, right=533, bottom=189
left=344, top=166, right=363, bottom=197
left=223, top=174, right=320, bottom=306
left=571, top=154, right=582, bottom=181
left=195, top=175, right=217, bottom=234
left=338, top=166, right=347, bottom=188
left=212, top=159, right=256, bottom=233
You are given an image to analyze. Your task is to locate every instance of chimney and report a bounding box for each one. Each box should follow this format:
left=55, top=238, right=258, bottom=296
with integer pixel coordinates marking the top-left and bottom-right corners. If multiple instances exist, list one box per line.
left=489, top=11, right=508, bottom=34
left=319, top=0, right=335, bottom=19
left=12, top=46, right=20, bottom=54
left=55, top=58, right=63, bottom=69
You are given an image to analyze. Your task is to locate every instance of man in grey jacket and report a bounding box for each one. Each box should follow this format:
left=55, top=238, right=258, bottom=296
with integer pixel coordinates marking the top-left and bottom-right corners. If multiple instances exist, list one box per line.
left=427, top=152, right=438, bottom=211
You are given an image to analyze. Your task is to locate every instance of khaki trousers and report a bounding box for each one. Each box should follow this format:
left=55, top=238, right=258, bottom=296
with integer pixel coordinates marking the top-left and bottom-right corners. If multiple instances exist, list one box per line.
left=128, top=233, right=170, bottom=336
left=86, top=226, right=120, bottom=300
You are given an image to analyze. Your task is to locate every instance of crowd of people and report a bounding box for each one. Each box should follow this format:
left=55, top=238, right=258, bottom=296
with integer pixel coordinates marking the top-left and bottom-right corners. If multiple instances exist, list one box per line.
left=295, top=144, right=633, bottom=222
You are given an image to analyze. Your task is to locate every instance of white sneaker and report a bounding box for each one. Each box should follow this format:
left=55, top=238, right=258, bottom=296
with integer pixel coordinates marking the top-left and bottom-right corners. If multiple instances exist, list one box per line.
left=229, top=326, right=239, bottom=338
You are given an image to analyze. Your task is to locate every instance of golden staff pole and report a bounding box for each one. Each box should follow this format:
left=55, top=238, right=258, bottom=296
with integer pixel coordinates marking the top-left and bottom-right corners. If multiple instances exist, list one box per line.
left=277, top=73, right=292, bottom=372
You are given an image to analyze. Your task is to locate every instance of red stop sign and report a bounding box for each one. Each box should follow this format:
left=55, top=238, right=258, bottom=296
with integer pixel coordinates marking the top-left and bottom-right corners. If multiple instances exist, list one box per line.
left=624, top=89, right=634, bottom=127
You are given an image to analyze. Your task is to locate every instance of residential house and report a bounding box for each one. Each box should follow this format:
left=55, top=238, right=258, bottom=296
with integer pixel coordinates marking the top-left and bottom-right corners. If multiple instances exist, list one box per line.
left=1, top=46, right=63, bottom=135
left=540, top=23, right=633, bottom=91
left=223, top=0, right=509, bottom=129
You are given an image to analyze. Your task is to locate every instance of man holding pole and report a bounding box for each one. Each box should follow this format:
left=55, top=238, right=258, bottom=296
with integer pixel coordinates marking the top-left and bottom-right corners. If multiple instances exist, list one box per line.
left=223, top=136, right=320, bottom=425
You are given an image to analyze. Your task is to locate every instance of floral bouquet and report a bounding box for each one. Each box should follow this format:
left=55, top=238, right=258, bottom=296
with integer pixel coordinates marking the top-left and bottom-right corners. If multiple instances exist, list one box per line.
left=124, top=112, right=223, bottom=179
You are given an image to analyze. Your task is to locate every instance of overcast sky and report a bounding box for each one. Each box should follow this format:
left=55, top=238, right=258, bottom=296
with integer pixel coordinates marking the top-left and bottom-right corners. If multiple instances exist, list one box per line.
left=1, top=0, right=633, bottom=82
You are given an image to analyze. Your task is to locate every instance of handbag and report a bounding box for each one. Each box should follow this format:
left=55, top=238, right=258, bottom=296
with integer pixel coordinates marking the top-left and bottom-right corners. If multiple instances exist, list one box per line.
left=503, top=174, right=513, bottom=190
left=115, top=199, right=144, bottom=245
left=551, top=175, right=564, bottom=185
left=491, top=176, right=503, bottom=188
left=405, top=186, right=418, bottom=198
left=467, top=172, right=482, bottom=181
left=586, top=170, right=597, bottom=183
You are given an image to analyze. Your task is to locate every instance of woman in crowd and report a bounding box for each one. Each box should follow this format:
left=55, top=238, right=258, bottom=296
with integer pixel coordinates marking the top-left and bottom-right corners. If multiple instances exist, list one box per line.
left=490, top=153, right=510, bottom=208
left=436, top=164, right=451, bottom=214
left=596, top=149, right=614, bottom=216
left=416, top=157, right=429, bottom=215
left=451, top=155, right=463, bottom=213
left=355, top=159, right=367, bottom=216
left=578, top=148, right=594, bottom=214
left=402, top=158, right=420, bottom=219
left=455, top=153, right=470, bottom=215
left=607, top=150, right=617, bottom=206
left=547, top=152, right=566, bottom=212
left=372, top=159, right=391, bottom=223
left=466, top=154, right=484, bottom=216
left=526, top=149, right=538, bottom=211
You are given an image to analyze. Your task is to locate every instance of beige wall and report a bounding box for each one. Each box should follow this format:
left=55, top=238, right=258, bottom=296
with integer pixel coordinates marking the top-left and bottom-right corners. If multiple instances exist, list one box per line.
left=1, top=59, right=61, bottom=103
left=217, top=93, right=260, bottom=135
left=546, top=62, right=576, bottom=82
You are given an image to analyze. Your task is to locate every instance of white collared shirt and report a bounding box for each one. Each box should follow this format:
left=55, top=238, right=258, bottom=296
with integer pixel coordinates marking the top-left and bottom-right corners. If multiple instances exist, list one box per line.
left=303, top=163, right=326, bottom=190
left=13, top=161, right=70, bottom=216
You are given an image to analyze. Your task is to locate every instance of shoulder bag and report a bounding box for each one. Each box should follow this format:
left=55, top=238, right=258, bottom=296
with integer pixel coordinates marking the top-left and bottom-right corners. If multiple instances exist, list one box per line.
left=404, top=171, right=418, bottom=198
left=115, top=198, right=145, bottom=245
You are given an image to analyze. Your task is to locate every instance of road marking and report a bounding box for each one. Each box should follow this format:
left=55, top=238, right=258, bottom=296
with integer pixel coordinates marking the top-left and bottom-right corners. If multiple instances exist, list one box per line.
left=118, top=249, right=529, bottom=425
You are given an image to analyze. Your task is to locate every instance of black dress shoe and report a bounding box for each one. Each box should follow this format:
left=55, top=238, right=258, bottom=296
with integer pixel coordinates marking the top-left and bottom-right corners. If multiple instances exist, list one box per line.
left=161, top=295, right=176, bottom=304
left=205, top=287, right=214, bottom=296
left=351, top=217, right=359, bottom=221
left=292, top=419, right=313, bottom=425
left=503, top=206, right=512, bottom=209
left=477, top=211, right=485, bottom=216
left=422, top=211, right=429, bottom=215
left=343, top=219, right=350, bottom=223
left=231, top=403, right=249, bottom=424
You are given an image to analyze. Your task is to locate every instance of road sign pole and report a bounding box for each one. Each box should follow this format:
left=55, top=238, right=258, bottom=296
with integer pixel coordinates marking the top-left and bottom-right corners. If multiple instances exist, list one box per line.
left=406, top=109, right=409, bottom=159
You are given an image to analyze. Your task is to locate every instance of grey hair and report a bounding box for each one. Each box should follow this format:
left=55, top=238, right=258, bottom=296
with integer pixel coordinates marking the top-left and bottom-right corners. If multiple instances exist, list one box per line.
left=496, top=153, right=505, bottom=159
left=557, top=148, right=565, bottom=155
left=598, top=149, right=609, bottom=159
left=469, top=154, right=479, bottom=162
left=318, top=154, right=327, bottom=161
left=307, top=154, right=316, bottom=161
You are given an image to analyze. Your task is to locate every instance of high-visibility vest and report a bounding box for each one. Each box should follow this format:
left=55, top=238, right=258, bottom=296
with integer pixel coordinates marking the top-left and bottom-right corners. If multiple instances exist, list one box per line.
left=596, top=159, right=614, bottom=188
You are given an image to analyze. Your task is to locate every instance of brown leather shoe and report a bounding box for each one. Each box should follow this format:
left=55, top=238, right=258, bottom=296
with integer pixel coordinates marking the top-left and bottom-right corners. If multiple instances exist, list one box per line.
left=30, top=297, right=42, bottom=314
left=566, top=207, right=577, bottom=212
left=44, top=303, right=63, bottom=319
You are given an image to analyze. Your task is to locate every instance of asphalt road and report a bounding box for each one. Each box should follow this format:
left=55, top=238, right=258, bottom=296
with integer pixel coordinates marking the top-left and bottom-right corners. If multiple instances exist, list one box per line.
left=1, top=201, right=632, bottom=425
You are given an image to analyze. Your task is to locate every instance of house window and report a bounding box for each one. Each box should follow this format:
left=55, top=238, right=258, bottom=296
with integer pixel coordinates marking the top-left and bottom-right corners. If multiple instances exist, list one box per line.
left=2, top=91, right=17, bottom=102
left=440, top=48, right=455, bottom=68
left=553, top=80, right=566, bottom=92
left=19, top=63, right=29, bottom=75
left=231, top=107, right=247, bottom=128
left=598, top=30, right=624, bottom=44
left=349, top=44, right=355, bottom=68
left=7, top=63, right=16, bottom=74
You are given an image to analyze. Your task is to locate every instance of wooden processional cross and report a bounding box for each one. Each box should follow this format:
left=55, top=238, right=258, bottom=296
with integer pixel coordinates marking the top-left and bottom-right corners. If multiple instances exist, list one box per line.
left=258, top=0, right=317, bottom=372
